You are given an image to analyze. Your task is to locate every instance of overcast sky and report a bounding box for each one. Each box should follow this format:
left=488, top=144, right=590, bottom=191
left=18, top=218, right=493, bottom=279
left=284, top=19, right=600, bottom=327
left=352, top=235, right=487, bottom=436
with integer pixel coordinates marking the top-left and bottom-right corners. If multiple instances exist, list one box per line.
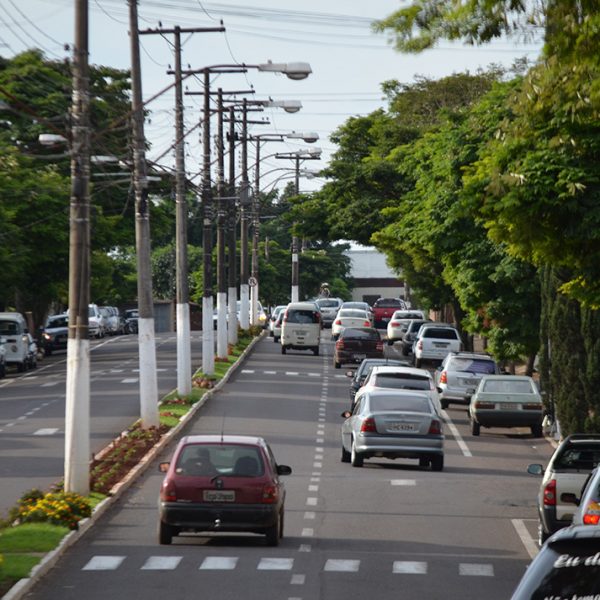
left=1, top=1, right=542, bottom=193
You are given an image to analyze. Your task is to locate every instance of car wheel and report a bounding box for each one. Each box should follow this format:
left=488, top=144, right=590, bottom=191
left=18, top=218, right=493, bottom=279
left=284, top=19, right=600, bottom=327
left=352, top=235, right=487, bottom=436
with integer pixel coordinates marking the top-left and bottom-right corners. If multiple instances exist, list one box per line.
left=313, top=347, right=319, bottom=356
left=341, top=443, right=351, bottom=463
left=387, top=339, right=394, bottom=346
left=531, top=423, right=543, bottom=438
left=401, top=347, right=409, bottom=356
left=471, top=419, right=480, bottom=436
left=430, top=455, right=444, bottom=472
left=418, top=457, right=429, bottom=468
left=281, top=345, right=286, bottom=355
left=0, top=364, right=5, bottom=379
left=415, top=358, right=422, bottom=368
left=265, top=511, right=282, bottom=546
left=441, top=399, right=449, bottom=410
left=273, top=336, right=278, bottom=343
left=158, top=521, right=174, bottom=545
left=17, top=361, right=25, bottom=373
left=350, top=439, right=363, bottom=467
left=538, top=521, right=549, bottom=547
left=334, top=360, right=341, bottom=369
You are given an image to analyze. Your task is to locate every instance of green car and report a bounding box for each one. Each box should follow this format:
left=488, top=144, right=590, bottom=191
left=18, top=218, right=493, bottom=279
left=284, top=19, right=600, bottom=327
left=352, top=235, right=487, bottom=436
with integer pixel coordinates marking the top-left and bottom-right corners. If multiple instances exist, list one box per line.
left=468, top=375, right=544, bottom=437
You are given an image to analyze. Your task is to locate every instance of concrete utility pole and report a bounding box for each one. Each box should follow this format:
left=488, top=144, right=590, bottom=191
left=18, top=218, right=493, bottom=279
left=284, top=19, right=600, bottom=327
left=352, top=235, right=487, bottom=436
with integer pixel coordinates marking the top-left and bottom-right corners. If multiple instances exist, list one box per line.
left=143, top=24, right=224, bottom=395
left=239, top=98, right=250, bottom=330
left=129, top=0, right=159, bottom=428
left=64, top=0, right=90, bottom=495
left=227, top=105, right=238, bottom=346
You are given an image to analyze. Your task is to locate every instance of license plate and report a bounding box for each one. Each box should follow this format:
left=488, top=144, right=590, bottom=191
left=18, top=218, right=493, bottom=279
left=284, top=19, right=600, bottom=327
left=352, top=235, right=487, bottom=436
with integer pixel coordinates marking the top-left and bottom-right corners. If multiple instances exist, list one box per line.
left=433, top=342, right=449, bottom=348
left=499, top=403, right=514, bottom=410
left=296, top=330, right=307, bottom=335
left=203, top=490, right=235, bottom=502
left=388, top=423, right=416, bottom=432
left=462, top=378, right=478, bottom=386
left=354, top=353, right=366, bottom=361
left=466, top=388, right=475, bottom=395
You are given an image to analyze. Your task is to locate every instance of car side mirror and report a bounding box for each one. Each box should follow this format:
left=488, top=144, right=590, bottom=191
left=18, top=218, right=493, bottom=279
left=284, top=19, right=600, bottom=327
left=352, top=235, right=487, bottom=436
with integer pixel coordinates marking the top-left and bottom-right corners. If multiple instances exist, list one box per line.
left=560, top=492, right=580, bottom=506
left=341, top=410, right=352, bottom=418
left=277, top=464, right=292, bottom=476
left=158, top=462, right=170, bottom=473
left=527, top=464, right=544, bottom=476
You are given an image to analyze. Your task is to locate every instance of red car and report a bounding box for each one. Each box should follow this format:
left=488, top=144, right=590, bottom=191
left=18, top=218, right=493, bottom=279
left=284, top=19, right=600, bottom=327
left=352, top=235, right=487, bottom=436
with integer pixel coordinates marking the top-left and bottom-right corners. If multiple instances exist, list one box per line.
left=333, top=327, right=384, bottom=369
left=158, top=434, right=291, bottom=546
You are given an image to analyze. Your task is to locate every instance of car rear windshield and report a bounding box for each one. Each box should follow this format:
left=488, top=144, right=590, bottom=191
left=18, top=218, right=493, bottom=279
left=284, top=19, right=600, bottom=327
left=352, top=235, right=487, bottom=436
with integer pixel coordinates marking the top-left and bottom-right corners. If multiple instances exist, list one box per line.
left=47, top=317, right=68, bottom=328
left=317, top=300, right=339, bottom=308
left=286, top=309, right=319, bottom=324
left=449, top=358, right=496, bottom=374
left=339, top=310, right=367, bottom=319
left=482, top=379, right=535, bottom=394
left=422, top=328, right=459, bottom=339
left=554, top=447, right=600, bottom=471
left=370, top=396, right=429, bottom=413
left=342, top=328, right=379, bottom=340
left=374, top=374, right=430, bottom=390
left=374, top=299, right=404, bottom=308
left=175, top=444, right=265, bottom=477
left=0, top=320, right=19, bottom=335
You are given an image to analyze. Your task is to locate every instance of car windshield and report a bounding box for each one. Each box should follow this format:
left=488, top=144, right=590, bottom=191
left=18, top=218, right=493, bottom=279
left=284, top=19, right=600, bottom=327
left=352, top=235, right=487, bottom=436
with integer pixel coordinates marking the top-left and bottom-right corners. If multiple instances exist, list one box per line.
left=47, top=317, right=68, bottom=328
left=450, top=358, right=496, bottom=374
left=286, top=309, right=319, bottom=324
left=422, top=328, right=459, bottom=339
left=369, top=395, right=429, bottom=413
left=175, top=444, right=264, bottom=477
left=317, top=300, right=339, bottom=308
left=373, top=374, right=430, bottom=390
left=342, top=328, right=379, bottom=340
left=482, top=379, right=535, bottom=394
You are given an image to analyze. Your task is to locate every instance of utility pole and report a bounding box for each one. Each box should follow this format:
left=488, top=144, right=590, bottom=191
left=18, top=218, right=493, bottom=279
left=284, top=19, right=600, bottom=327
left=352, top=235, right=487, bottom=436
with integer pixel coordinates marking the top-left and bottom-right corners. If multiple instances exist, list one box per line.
left=239, top=98, right=250, bottom=330
left=129, top=0, right=159, bottom=428
left=64, top=0, right=90, bottom=495
left=215, top=88, right=227, bottom=358
left=142, top=24, right=224, bottom=394
left=227, top=105, right=238, bottom=346
left=292, top=155, right=300, bottom=303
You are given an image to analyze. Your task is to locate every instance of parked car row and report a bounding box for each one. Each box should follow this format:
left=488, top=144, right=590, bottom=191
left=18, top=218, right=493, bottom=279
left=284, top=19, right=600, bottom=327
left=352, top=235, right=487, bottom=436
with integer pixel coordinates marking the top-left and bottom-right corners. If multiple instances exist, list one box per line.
left=0, top=311, right=38, bottom=376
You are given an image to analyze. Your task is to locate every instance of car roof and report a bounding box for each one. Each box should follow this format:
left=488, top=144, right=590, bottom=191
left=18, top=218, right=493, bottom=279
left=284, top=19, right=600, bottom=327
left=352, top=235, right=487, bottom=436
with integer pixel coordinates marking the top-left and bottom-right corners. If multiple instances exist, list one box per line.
left=370, top=365, right=431, bottom=377
left=480, top=374, right=533, bottom=382
left=361, top=388, right=432, bottom=401
left=286, top=302, right=318, bottom=310
left=179, top=434, right=266, bottom=447
left=447, top=352, right=496, bottom=361
left=547, top=524, right=600, bottom=543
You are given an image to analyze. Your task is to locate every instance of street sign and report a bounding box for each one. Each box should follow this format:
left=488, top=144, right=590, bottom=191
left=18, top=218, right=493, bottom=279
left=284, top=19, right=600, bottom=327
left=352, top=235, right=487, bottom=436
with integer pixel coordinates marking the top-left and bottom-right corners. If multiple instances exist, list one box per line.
left=248, top=276, right=258, bottom=287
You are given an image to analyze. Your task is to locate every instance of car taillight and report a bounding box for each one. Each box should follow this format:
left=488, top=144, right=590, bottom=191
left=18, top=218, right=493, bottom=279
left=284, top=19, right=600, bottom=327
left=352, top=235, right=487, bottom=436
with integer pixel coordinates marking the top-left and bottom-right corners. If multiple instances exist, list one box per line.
left=417, top=341, right=423, bottom=350
left=334, top=319, right=342, bottom=325
left=474, top=401, right=495, bottom=409
left=161, top=482, right=177, bottom=502
left=543, top=479, right=556, bottom=506
left=376, top=341, right=383, bottom=351
left=523, top=403, right=543, bottom=410
left=583, top=512, right=600, bottom=525
left=336, top=339, right=344, bottom=349
left=428, top=419, right=442, bottom=435
left=360, top=417, right=377, bottom=433
left=262, top=484, right=279, bottom=504
left=390, top=321, right=399, bottom=327
left=439, top=371, right=447, bottom=384
left=364, top=321, right=371, bottom=327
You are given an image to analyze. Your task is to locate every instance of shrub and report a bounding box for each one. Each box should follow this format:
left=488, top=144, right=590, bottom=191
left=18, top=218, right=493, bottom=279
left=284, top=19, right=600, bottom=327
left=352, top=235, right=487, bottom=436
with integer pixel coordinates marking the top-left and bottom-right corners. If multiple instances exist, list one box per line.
left=16, top=492, right=91, bottom=530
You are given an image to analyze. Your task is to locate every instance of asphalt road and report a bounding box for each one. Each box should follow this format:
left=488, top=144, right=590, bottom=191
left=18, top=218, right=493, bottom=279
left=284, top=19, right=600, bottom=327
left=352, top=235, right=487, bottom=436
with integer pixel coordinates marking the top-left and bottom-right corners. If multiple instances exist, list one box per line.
left=0, top=332, right=203, bottom=515
left=23, top=332, right=554, bottom=600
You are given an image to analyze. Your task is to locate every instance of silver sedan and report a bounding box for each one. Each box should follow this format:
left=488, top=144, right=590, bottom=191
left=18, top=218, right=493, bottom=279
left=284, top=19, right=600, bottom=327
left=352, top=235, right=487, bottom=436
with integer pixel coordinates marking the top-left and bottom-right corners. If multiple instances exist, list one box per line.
left=340, top=389, right=444, bottom=471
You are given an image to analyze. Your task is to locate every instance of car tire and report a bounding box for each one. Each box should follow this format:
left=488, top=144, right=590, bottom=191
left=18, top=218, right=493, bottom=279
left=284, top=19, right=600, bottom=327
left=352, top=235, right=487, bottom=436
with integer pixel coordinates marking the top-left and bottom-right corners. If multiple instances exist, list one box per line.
left=431, top=455, right=444, bottom=471
left=17, top=361, right=25, bottom=373
left=415, top=358, right=422, bottom=368
left=441, top=399, right=449, bottom=410
left=418, top=457, right=429, bottom=468
left=341, top=444, right=351, bottom=463
left=281, top=345, right=286, bottom=355
left=158, top=521, right=174, bottom=545
left=471, top=419, right=480, bottom=436
left=350, top=439, right=363, bottom=467
left=0, top=363, right=5, bottom=379
left=531, top=423, right=543, bottom=438
left=313, top=347, right=319, bottom=356
left=538, top=521, right=549, bottom=547
left=401, top=347, right=409, bottom=356
left=334, top=360, right=341, bottom=369
left=387, top=339, right=394, bottom=346
left=265, top=511, right=282, bottom=546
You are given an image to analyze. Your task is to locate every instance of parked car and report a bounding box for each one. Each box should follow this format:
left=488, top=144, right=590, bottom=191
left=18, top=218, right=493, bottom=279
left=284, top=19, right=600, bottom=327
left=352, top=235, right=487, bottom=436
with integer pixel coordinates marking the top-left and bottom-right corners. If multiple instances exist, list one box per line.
left=412, top=323, right=462, bottom=368
left=340, top=301, right=374, bottom=325
left=40, top=314, right=69, bottom=356
left=0, top=312, right=30, bottom=372
left=340, top=388, right=444, bottom=470
left=527, top=434, right=600, bottom=545
left=24, top=332, right=38, bottom=370
left=468, top=375, right=544, bottom=437
left=372, top=297, right=407, bottom=329
left=88, top=304, right=107, bottom=338
left=331, top=308, right=372, bottom=341
left=102, top=306, right=124, bottom=335
left=0, top=336, right=6, bottom=379
left=386, top=310, right=427, bottom=345
left=158, top=434, right=291, bottom=546
left=268, top=305, right=287, bottom=336
left=315, top=297, right=343, bottom=328
left=399, top=319, right=431, bottom=356
left=272, top=311, right=284, bottom=343
left=347, top=358, right=412, bottom=406
left=510, top=525, right=600, bottom=600
left=435, top=352, right=500, bottom=409
left=124, top=309, right=139, bottom=334
left=236, top=300, right=268, bottom=329
left=569, top=464, right=600, bottom=528
left=333, top=327, right=384, bottom=369
left=280, top=301, right=322, bottom=356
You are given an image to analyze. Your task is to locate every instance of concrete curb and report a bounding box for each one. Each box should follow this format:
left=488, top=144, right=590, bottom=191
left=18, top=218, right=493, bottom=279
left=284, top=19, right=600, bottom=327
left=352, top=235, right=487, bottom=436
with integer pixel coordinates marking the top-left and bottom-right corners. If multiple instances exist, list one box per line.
left=1, top=331, right=265, bottom=600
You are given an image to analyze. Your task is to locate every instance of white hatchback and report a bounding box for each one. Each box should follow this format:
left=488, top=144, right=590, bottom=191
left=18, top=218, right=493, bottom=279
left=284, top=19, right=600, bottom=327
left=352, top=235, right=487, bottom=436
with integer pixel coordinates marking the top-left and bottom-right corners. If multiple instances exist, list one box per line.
left=413, top=323, right=462, bottom=368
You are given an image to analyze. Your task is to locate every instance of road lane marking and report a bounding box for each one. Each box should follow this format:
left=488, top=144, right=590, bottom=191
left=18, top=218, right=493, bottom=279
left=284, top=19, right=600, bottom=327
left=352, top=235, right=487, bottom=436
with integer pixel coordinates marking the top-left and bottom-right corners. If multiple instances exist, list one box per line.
left=441, top=410, right=472, bottom=457
left=257, top=558, right=294, bottom=570
left=200, top=557, right=238, bottom=570
left=291, top=574, right=306, bottom=585
left=324, top=559, right=360, bottom=572
left=241, top=369, right=255, bottom=374
left=82, top=556, right=125, bottom=570
left=141, top=556, right=182, bottom=570
left=512, top=518, right=539, bottom=559
left=299, top=544, right=311, bottom=552
left=391, top=480, right=416, bottom=486
left=41, top=382, right=59, bottom=387
left=308, top=485, right=319, bottom=492
left=301, top=528, right=314, bottom=537
left=33, top=428, right=59, bottom=436
left=306, top=497, right=318, bottom=506
left=121, top=378, right=138, bottom=383
left=459, top=563, right=494, bottom=576
left=285, top=372, right=299, bottom=376
left=393, top=561, right=427, bottom=574
left=304, top=512, right=316, bottom=519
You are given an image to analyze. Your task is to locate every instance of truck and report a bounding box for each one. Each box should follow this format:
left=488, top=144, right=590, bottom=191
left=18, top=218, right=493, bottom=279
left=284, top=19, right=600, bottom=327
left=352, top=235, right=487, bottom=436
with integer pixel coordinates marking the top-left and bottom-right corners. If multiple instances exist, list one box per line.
left=371, top=297, right=406, bottom=329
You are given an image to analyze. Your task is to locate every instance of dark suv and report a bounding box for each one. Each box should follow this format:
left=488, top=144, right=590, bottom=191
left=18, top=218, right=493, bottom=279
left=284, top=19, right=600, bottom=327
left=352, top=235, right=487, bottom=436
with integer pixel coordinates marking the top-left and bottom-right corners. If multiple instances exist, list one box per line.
left=435, top=352, right=500, bottom=409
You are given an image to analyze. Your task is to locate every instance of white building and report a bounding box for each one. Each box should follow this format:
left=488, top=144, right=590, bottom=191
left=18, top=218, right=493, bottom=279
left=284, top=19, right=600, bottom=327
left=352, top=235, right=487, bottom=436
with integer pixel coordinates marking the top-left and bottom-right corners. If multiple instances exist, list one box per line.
left=343, top=246, right=405, bottom=304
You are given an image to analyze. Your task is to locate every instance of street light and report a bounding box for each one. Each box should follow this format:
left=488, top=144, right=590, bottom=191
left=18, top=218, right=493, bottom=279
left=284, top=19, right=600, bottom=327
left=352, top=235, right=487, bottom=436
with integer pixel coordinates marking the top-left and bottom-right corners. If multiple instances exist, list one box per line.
left=255, top=61, right=312, bottom=80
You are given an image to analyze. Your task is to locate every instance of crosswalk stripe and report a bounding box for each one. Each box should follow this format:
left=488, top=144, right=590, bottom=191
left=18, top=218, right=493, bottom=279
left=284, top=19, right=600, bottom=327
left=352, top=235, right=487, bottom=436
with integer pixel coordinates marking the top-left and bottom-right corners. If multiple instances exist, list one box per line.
left=393, top=561, right=427, bottom=574
left=33, top=428, right=59, bottom=436
left=241, top=369, right=255, bottom=374
left=41, top=382, right=59, bottom=387
left=324, top=559, right=360, bottom=572
left=141, top=556, right=182, bottom=570
left=459, top=563, right=494, bottom=576
left=121, top=378, right=138, bottom=383
left=200, top=556, right=238, bottom=570
left=257, top=558, right=294, bottom=570
left=82, top=556, right=125, bottom=570
left=391, top=479, right=416, bottom=486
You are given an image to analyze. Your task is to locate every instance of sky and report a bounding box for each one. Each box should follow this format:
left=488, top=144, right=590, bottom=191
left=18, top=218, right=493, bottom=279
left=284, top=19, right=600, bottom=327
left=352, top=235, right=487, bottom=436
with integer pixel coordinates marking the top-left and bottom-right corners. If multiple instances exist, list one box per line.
left=0, top=1, right=543, bottom=193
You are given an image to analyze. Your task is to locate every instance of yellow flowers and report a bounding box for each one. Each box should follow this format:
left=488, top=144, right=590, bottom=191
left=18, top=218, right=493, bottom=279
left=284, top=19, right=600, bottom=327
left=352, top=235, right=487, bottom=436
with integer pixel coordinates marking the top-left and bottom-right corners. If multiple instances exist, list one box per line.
left=16, top=491, right=91, bottom=530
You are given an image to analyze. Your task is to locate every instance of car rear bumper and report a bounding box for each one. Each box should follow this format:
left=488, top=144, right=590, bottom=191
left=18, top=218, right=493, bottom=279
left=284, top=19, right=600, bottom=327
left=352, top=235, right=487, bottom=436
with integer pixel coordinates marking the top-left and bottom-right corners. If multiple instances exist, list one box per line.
left=335, top=350, right=383, bottom=365
left=539, top=505, right=571, bottom=536
left=472, top=410, right=543, bottom=428
left=439, top=387, right=472, bottom=404
left=354, top=434, right=444, bottom=459
left=159, top=501, right=279, bottom=532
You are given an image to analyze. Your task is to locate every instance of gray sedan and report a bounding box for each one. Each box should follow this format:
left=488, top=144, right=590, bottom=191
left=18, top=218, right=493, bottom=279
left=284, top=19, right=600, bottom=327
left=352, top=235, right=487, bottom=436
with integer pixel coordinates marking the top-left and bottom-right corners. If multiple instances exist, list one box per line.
left=340, top=389, right=444, bottom=471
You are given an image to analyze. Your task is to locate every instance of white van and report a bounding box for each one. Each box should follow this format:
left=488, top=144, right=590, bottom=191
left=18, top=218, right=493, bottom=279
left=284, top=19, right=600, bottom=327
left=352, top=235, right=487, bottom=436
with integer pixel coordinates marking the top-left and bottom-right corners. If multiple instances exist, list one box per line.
left=280, top=302, right=322, bottom=356
left=0, top=312, right=30, bottom=372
